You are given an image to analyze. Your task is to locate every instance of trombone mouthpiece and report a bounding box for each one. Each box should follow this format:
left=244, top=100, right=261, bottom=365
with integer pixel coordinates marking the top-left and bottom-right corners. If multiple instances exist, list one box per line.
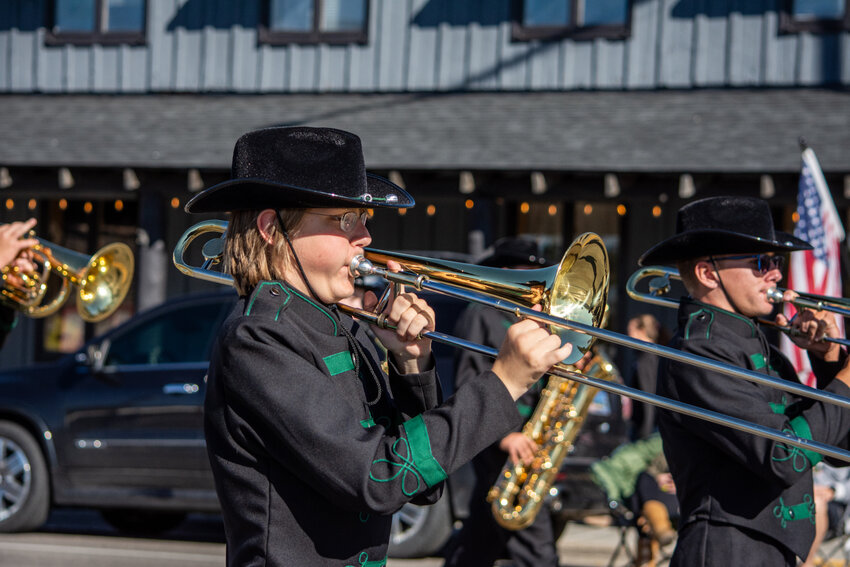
left=766, top=288, right=784, bottom=304
left=349, top=255, right=373, bottom=277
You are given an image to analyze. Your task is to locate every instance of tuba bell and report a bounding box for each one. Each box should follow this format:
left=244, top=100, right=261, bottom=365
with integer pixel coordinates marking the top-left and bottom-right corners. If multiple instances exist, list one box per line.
left=0, top=234, right=134, bottom=322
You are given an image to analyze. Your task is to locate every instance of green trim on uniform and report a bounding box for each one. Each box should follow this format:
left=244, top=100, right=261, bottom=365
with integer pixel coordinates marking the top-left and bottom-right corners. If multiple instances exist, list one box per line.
left=750, top=353, right=767, bottom=370
left=290, top=288, right=338, bottom=335
left=516, top=402, right=534, bottom=418
left=360, top=417, right=376, bottom=428
left=246, top=282, right=291, bottom=319
left=324, top=351, right=355, bottom=376
left=684, top=309, right=714, bottom=340
left=346, top=551, right=387, bottom=567
left=769, top=401, right=786, bottom=415
left=789, top=415, right=823, bottom=467
left=0, top=313, right=17, bottom=332
left=403, top=415, right=447, bottom=487
left=772, top=495, right=815, bottom=528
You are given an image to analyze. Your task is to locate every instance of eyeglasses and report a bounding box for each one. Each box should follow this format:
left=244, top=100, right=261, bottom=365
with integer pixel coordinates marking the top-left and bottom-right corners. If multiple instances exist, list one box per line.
left=712, top=253, right=785, bottom=275
left=305, top=211, right=370, bottom=234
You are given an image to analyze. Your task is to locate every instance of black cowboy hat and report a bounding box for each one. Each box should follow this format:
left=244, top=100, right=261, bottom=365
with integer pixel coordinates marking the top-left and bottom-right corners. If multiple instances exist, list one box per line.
left=639, top=196, right=811, bottom=266
left=185, top=126, right=414, bottom=214
left=477, top=237, right=548, bottom=267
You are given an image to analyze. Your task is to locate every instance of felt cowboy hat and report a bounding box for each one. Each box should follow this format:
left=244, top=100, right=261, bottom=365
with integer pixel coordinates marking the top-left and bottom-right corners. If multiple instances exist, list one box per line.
left=639, top=196, right=812, bottom=266
left=477, top=237, right=548, bottom=267
left=185, top=126, right=414, bottom=214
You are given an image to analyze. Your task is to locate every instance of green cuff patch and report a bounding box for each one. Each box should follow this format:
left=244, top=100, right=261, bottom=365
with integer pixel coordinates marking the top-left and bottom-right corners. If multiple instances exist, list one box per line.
left=789, top=416, right=823, bottom=466
left=403, top=415, right=447, bottom=488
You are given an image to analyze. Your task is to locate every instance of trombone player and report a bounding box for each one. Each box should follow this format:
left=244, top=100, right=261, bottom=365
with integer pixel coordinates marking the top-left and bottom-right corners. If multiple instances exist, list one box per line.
left=638, top=196, right=850, bottom=566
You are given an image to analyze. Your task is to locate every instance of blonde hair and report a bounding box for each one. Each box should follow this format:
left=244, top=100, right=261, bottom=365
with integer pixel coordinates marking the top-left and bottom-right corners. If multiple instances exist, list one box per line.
left=224, top=209, right=305, bottom=296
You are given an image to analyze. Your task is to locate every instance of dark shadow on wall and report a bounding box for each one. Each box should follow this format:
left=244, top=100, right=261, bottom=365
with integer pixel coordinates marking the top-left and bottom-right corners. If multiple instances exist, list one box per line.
left=166, top=0, right=260, bottom=31
left=0, top=0, right=46, bottom=32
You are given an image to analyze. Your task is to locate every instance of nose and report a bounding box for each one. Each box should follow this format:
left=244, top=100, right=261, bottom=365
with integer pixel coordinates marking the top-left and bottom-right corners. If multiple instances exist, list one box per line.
left=765, top=266, right=782, bottom=284
left=351, top=221, right=371, bottom=248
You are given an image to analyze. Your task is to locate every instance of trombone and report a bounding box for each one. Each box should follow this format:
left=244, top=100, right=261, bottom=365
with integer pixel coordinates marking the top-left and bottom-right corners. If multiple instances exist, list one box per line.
left=173, top=220, right=850, bottom=462
left=628, top=266, right=850, bottom=349
left=1, top=234, right=134, bottom=322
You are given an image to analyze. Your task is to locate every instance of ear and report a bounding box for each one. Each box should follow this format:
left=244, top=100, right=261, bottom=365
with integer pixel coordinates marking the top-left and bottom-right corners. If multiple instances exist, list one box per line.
left=692, top=259, right=720, bottom=290
left=256, top=209, right=278, bottom=245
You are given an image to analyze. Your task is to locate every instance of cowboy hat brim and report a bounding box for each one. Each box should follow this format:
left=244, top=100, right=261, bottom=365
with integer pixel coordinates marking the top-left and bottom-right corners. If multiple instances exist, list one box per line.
left=639, top=229, right=812, bottom=266
left=185, top=173, right=414, bottom=214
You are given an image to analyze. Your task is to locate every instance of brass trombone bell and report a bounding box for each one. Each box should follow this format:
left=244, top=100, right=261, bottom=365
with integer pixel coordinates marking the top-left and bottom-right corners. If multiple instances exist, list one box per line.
left=1, top=235, right=134, bottom=322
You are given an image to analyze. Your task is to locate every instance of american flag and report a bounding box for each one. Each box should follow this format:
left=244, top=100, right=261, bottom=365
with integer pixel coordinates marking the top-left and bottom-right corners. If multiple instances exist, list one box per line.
left=780, top=147, right=845, bottom=387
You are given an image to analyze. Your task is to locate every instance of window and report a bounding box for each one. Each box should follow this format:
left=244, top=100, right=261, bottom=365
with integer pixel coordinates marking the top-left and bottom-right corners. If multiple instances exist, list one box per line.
left=780, top=0, right=849, bottom=33
left=47, top=0, right=146, bottom=45
left=513, top=0, right=630, bottom=41
left=104, top=300, right=231, bottom=366
left=259, top=0, right=368, bottom=45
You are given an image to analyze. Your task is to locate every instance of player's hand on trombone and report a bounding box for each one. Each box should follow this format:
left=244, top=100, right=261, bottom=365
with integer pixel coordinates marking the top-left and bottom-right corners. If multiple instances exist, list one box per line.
left=491, top=304, right=574, bottom=401
left=774, top=289, right=843, bottom=362
left=363, top=259, right=435, bottom=374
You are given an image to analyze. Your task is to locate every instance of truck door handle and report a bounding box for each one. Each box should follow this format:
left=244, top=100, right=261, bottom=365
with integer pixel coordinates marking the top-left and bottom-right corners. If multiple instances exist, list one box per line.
left=163, top=383, right=200, bottom=395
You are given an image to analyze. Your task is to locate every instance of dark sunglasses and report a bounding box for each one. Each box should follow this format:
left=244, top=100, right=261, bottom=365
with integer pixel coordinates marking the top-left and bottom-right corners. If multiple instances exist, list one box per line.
left=712, top=253, right=785, bottom=274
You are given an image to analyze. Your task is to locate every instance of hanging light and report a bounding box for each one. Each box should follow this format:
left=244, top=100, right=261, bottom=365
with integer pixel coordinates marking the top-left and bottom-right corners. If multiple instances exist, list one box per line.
left=465, top=199, right=474, bottom=209
left=5, top=199, right=13, bottom=210
left=547, top=204, right=558, bottom=216
left=0, top=168, right=12, bottom=189
left=583, top=204, right=593, bottom=215
left=426, top=205, right=436, bottom=216
left=652, top=205, right=662, bottom=218
left=617, top=204, right=627, bottom=216
left=520, top=202, right=530, bottom=214
left=59, top=199, right=68, bottom=210
left=170, top=197, right=180, bottom=208
left=83, top=201, right=93, bottom=214
left=115, top=200, right=124, bottom=211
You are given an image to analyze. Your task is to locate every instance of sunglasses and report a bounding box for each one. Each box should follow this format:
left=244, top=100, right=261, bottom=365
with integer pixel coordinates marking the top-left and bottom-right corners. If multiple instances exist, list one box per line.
left=305, top=211, right=370, bottom=234
left=712, top=253, right=785, bottom=275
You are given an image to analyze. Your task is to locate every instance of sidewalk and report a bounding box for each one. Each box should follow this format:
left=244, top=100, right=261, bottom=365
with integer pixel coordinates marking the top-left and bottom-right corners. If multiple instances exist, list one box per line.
left=557, top=521, right=627, bottom=567
left=388, top=521, right=626, bottom=567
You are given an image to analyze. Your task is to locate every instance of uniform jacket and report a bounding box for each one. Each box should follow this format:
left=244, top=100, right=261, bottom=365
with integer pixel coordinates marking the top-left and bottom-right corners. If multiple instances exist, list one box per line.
left=657, top=297, right=850, bottom=560
left=204, top=281, right=523, bottom=566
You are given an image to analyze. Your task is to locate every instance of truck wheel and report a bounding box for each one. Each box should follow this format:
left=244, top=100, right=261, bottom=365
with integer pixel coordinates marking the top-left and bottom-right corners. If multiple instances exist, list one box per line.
left=0, top=421, right=49, bottom=532
left=389, top=496, right=453, bottom=558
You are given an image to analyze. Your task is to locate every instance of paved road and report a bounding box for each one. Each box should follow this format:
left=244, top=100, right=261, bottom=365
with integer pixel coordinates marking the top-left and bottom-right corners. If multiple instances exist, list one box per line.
left=0, top=508, right=635, bottom=567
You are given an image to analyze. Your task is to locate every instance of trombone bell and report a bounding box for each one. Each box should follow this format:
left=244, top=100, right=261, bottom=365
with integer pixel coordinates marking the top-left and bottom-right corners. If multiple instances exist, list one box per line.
left=355, top=233, right=610, bottom=365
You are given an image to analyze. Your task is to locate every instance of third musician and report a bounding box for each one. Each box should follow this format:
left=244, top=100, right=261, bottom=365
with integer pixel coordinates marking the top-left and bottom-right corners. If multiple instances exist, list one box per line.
left=637, top=196, right=850, bottom=566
